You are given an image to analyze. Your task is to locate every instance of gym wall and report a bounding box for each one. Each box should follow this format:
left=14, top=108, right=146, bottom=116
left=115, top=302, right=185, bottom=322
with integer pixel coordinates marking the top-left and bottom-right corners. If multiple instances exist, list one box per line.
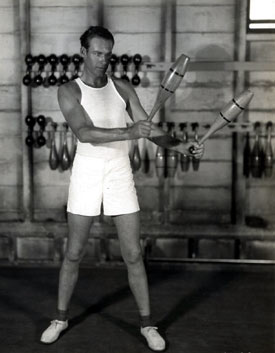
left=0, top=0, right=274, bottom=263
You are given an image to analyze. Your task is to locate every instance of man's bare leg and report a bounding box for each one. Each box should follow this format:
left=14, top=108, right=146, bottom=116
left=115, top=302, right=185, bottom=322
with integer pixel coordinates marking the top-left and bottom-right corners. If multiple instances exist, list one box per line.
left=58, top=213, right=94, bottom=312
left=113, top=212, right=150, bottom=317
left=113, top=212, right=166, bottom=351
left=41, top=213, right=93, bottom=344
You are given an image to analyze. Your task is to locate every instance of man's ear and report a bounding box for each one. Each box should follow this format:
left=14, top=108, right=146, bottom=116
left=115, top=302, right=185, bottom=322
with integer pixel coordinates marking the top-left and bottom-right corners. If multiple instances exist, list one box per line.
left=80, top=46, right=87, bottom=57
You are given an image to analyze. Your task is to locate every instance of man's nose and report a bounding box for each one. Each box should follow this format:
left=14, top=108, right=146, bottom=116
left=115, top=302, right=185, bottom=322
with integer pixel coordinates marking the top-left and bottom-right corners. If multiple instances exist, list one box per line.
left=100, top=55, right=108, bottom=64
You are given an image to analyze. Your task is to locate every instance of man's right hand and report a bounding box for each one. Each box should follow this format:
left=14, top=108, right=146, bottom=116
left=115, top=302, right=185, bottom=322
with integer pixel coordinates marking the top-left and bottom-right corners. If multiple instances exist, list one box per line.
left=128, top=120, right=152, bottom=139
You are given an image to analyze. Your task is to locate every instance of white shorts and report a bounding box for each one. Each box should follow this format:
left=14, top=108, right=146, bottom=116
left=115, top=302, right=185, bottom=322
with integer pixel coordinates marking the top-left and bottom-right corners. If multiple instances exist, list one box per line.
left=67, top=154, right=140, bottom=217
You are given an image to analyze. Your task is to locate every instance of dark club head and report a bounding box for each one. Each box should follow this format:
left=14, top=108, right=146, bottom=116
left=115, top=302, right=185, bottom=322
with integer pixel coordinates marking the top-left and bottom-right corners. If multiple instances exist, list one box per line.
left=25, top=115, right=36, bottom=128
left=37, top=135, right=46, bottom=147
left=47, top=54, right=59, bottom=67
left=33, top=74, right=43, bottom=86
left=59, top=54, right=70, bottom=67
left=48, top=73, right=57, bottom=86
left=37, top=115, right=46, bottom=128
left=37, top=54, right=47, bottom=68
left=25, top=135, right=35, bottom=146
left=133, top=54, right=142, bottom=66
left=22, top=73, right=32, bottom=86
left=120, top=54, right=130, bottom=66
left=72, top=54, right=82, bottom=66
left=131, top=75, right=140, bottom=86
left=25, top=54, right=34, bottom=66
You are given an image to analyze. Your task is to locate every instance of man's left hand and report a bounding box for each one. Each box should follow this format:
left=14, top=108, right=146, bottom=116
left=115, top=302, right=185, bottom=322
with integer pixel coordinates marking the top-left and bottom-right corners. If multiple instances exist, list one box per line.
left=185, top=141, right=204, bottom=159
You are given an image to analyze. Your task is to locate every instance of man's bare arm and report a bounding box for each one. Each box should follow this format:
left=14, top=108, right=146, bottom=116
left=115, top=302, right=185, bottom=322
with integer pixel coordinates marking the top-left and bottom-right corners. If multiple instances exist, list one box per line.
left=113, top=78, right=204, bottom=158
left=113, top=78, right=166, bottom=139
left=57, top=81, right=151, bottom=143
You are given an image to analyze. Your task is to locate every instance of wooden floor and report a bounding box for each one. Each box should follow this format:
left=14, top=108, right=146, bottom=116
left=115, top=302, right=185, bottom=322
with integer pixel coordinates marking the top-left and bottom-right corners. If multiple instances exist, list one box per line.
left=0, top=263, right=274, bottom=353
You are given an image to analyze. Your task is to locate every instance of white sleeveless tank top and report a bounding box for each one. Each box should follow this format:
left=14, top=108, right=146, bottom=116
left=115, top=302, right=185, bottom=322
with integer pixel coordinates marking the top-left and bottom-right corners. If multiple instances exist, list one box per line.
left=75, top=76, right=129, bottom=159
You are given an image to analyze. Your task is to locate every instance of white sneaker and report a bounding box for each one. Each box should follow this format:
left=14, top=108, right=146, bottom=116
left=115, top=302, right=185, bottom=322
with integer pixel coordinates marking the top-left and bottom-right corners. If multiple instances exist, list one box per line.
left=140, top=326, right=166, bottom=351
left=40, top=320, right=68, bottom=344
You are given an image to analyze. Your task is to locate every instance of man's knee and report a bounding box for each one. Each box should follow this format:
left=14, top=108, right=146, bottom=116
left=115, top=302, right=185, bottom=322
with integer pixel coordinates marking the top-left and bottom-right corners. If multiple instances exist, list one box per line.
left=123, top=248, right=143, bottom=266
left=65, top=249, right=84, bottom=263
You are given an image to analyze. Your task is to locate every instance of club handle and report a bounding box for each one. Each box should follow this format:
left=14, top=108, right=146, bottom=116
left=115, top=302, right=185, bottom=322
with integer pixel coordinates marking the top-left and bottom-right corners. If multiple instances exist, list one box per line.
left=189, top=126, right=217, bottom=153
left=189, top=141, right=201, bottom=154
left=147, top=111, right=154, bottom=122
left=189, top=145, right=195, bottom=154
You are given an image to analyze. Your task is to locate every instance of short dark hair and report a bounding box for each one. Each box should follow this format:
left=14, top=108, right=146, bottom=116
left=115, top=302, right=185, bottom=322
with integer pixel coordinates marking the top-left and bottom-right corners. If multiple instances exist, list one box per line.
left=80, top=26, right=114, bottom=49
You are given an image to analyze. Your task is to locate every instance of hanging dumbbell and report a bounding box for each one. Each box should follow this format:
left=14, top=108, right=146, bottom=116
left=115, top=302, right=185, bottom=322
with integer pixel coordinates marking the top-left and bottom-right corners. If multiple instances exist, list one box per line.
left=109, top=54, right=119, bottom=77
left=36, top=115, right=46, bottom=147
left=188, top=238, right=199, bottom=259
left=191, top=122, right=200, bottom=171
left=58, top=54, right=70, bottom=85
left=60, top=122, right=71, bottom=170
left=25, top=115, right=36, bottom=146
left=251, top=122, right=262, bottom=178
left=22, top=54, right=35, bottom=86
left=140, top=55, right=150, bottom=88
left=263, top=121, right=273, bottom=177
left=179, top=122, right=190, bottom=172
left=166, top=122, right=178, bottom=178
left=142, top=139, right=150, bottom=174
left=33, top=54, right=47, bottom=87
left=71, top=54, right=82, bottom=80
left=243, top=131, right=251, bottom=178
left=155, top=122, right=166, bottom=178
left=130, top=139, right=142, bottom=173
left=131, top=54, right=142, bottom=86
left=47, top=54, right=58, bottom=86
left=49, top=122, right=59, bottom=170
left=43, top=62, right=50, bottom=88
left=120, top=54, right=130, bottom=81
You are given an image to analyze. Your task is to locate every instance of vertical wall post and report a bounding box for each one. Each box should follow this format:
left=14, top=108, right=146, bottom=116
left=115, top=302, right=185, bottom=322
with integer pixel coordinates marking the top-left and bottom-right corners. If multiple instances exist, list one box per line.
left=87, top=0, right=104, bottom=26
left=160, top=0, right=176, bottom=224
left=231, top=0, right=248, bottom=225
left=19, top=0, right=33, bottom=222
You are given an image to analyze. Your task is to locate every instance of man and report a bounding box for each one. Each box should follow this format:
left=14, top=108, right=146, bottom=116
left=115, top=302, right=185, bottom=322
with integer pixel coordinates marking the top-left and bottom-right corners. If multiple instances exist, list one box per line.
left=41, top=26, right=204, bottom=351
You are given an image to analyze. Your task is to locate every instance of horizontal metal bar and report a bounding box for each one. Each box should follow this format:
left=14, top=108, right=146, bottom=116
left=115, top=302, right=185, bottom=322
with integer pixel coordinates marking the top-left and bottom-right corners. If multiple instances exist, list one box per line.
left=142, top=61, right=275, bottom=72
left=147, top=257, right=275, bottom=265
left=23, top=61, right=275, bottom=75
left=1, top=221, right=275, bottom=240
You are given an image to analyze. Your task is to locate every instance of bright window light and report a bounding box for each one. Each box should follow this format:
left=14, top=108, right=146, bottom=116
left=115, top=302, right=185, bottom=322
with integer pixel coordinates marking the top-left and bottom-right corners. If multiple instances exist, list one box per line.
left=250, top=23, right=275, bottom=28
left=250, top=0, right=275, bottom=19
left=248, top=0, right=275, bottom=31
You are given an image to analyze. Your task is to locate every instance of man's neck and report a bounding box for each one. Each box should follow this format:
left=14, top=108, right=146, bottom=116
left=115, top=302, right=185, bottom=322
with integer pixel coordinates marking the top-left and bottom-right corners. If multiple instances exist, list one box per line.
left=80, top=70, right=108, bottom=88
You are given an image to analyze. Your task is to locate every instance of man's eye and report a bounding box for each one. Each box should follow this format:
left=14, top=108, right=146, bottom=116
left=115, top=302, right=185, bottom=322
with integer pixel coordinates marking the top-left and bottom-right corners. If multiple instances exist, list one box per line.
left=91, top=52, right=100, bottom=57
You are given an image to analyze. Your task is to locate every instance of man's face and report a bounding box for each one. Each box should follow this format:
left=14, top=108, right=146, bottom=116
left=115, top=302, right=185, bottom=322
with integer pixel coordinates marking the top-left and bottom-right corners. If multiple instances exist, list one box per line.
left=82, top=36, right=113, bottom=77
